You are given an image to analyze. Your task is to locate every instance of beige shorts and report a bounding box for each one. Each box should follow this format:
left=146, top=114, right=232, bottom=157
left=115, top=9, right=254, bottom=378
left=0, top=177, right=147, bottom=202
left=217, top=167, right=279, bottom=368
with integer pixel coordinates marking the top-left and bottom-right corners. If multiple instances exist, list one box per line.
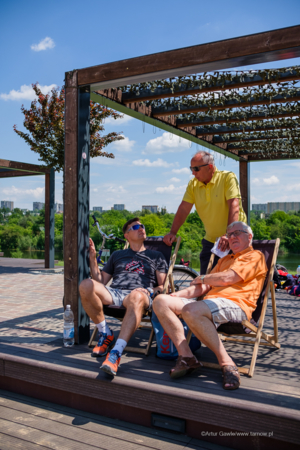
left=180, top=297, right=247, bottom=328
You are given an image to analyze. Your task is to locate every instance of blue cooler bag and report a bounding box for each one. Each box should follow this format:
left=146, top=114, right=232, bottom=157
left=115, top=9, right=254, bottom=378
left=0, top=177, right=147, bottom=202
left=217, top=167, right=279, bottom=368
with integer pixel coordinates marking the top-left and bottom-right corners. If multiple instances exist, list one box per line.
left=151, top=310, right=201, bottom=360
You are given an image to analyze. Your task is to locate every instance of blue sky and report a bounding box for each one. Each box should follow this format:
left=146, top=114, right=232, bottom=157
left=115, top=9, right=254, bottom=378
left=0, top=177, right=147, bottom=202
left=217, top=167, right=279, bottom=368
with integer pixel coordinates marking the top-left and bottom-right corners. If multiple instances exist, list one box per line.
left=1, top=0, right=300, bottom=212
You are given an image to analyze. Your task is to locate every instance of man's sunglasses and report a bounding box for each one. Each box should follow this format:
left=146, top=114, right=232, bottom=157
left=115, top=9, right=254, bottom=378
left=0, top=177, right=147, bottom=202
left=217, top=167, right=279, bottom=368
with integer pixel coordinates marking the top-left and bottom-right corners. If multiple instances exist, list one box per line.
left=127, top=223, right=145, bottom=232
left=190, top=164, right=209, bottom=172
left=226, top=230, right=248, bottom=239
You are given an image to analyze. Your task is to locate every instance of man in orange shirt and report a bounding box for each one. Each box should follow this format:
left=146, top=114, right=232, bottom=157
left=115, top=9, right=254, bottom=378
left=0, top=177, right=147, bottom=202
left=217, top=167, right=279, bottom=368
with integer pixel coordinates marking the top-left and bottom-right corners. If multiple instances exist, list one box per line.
left=153, top=221, right=267, bottom=390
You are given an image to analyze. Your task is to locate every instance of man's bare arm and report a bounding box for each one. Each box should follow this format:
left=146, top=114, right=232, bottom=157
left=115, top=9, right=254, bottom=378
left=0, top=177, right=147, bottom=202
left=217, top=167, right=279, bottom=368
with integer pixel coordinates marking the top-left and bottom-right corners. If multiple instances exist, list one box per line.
left=170, top=283, right=211, bottom=299
left=163, top=201, right=193, bottom=246
left=218, top=198, right=240, bottom=252
left=191, top=269, right=242, bottom=287
left=89, top=238, right=112, bottom=285
left=155, top=271, right=167, bottom=293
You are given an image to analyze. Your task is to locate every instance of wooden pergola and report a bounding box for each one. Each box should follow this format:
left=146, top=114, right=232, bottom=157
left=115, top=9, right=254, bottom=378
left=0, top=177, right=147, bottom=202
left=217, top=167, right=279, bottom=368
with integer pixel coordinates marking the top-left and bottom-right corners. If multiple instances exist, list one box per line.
left=0, top=159, right=55, bottom=268
left=64, top=25, right=300, bottom=343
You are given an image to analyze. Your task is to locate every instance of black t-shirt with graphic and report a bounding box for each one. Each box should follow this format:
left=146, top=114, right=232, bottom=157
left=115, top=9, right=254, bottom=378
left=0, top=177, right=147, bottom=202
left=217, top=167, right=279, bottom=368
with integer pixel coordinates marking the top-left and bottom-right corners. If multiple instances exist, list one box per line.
left=103, top=248, right=168, bottom=290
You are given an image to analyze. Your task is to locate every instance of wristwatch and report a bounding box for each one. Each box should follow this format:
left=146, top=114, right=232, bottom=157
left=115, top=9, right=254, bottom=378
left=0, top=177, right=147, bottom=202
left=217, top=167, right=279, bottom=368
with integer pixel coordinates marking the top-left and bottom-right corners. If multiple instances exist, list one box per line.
left=199, top=275, right=205, bottom=284
left=146, top=287, right=154, bottom=298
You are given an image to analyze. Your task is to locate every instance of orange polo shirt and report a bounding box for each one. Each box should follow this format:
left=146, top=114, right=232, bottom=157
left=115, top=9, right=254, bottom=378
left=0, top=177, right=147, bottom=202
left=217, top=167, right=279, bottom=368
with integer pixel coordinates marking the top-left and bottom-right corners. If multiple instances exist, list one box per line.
left=204, top=246, right=267, bottom=320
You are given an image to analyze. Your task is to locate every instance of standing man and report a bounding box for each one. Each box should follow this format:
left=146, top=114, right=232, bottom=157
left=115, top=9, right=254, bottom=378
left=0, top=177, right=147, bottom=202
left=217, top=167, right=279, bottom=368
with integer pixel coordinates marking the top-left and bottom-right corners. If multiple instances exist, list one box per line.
left=163, top=151, right=247, bottom=274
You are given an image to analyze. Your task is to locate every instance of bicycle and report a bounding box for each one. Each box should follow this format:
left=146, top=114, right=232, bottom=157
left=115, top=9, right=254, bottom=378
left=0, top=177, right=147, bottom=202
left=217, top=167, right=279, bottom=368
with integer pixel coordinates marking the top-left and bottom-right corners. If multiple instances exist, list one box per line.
left=91, top=215, right=199, bottom=291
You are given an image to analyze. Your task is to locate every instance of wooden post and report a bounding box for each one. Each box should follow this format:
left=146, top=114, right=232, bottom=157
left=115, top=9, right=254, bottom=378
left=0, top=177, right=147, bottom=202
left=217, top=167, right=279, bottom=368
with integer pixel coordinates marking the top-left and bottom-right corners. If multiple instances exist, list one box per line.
left=239, top=160, right=250, bottom=224
left=77, top=86, right=91, bottom=343
left=64, top=70, right=79, bottom=342
left=64, top=72, right=91, bottom=344
left=45, top=168, right=55, bottom=268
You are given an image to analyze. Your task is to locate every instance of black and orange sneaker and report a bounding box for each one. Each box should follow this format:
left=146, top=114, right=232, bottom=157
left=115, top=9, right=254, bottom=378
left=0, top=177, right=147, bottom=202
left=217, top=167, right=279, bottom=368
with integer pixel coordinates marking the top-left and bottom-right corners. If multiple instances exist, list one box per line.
left=92, top=332, right=115, bottom=357
left=100, top=350, right=121, bottom=376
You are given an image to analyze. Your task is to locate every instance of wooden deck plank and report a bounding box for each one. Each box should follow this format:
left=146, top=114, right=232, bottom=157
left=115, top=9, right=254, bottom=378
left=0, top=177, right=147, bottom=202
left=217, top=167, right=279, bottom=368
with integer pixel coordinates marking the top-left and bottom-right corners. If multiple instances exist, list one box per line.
left=0, top=389, right=191, bottom=444
left=0, top=336, right=299, bottom=406
left=0, top=433, right=47, bottom=450
left=0, top=400, right=186, bottom=450
left=0, top=391, right=234, bottom=450
left=0, top=418, right=101, bottom=450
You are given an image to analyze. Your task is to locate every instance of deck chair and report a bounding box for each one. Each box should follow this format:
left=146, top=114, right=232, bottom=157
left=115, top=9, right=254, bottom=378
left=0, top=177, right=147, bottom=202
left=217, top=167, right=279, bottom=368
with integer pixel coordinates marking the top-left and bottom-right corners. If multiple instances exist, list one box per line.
left=187, top=239, right=280, bottom=377
left=88, top=236, right=181, bottom=355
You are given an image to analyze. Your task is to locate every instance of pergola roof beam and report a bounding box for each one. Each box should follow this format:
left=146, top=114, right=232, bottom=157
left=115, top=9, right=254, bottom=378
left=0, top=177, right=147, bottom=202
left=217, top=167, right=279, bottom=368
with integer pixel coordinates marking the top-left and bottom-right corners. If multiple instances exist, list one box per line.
left=122, top=69, right=300, bottom=104
left=90, top=91, right=243, bottom=161
left=0, top=159, right=51, bottom=174
left=83, top=26, right=300, bottom=90
left=196, top=123, right=299, bottom=136
left=177, top=110, right=300, bottom=127
left=152, top=91, right=300, bottom=118
left=212, top=134, right=299, bottom=143
left=0, top=170, right=43, bottom=178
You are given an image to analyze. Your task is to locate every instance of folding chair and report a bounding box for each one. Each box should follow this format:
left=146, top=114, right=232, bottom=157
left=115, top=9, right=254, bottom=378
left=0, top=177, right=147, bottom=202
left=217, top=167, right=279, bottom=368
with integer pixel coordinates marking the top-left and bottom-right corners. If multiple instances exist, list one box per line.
left=187, top=239, right=280, bottom=377
left=88, top=236, right=181, bottom=355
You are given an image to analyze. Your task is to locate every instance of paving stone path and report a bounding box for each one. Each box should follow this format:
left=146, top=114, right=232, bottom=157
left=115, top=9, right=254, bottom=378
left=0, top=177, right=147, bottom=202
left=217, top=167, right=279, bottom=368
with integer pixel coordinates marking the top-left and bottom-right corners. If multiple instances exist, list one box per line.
left=0, top=264, right=64, bottom=346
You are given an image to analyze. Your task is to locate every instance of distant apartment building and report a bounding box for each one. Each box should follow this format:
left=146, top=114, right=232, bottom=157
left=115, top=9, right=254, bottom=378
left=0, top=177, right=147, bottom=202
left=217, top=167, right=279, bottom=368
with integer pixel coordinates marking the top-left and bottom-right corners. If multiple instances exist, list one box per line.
left=142, top=205, right=158, bottom=213
left=1, top=201, right=14, bottom=211
left=33, top=202, right=45, bottom=211
left=113, top=204, right=125, bottom=211
left=252, top=202, right=300, bottom=213
left=93, top=206, right=103, bottom=213
left=252, top=204, right=267, bottom=212
left=55, top=203, right=64, bottom=213
left=267, top=202, right=300, bottom=213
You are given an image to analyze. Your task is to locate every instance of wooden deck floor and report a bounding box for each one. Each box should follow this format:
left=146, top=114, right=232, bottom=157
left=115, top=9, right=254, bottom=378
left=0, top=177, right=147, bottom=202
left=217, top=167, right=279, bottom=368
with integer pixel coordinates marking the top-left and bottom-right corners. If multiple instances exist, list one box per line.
left=0, top=389, right=234, bottom=450
left=0, top=265, right=299, bottom=449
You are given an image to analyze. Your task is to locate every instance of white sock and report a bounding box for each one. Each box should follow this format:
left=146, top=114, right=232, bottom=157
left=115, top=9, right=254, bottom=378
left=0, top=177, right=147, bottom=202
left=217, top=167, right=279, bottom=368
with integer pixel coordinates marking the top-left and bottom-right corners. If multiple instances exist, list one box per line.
left=96, top=320, right=112, bottom=336
left=112, top=338, right=127, bottom=355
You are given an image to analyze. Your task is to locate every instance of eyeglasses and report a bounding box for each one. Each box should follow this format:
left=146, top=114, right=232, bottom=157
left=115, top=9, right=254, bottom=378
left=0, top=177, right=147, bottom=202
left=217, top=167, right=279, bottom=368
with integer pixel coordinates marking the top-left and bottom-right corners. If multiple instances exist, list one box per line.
left=190, top=164, right=209, bottom=172
left=127, top=223, right=145, bottom=232
left=226, top=230, right=248, bottom=239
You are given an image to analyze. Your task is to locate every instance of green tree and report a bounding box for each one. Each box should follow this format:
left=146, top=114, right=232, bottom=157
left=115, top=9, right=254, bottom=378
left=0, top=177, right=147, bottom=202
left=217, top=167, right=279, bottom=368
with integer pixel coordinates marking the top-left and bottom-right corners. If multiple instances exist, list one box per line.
left=13, top=83, right=125, bottom=172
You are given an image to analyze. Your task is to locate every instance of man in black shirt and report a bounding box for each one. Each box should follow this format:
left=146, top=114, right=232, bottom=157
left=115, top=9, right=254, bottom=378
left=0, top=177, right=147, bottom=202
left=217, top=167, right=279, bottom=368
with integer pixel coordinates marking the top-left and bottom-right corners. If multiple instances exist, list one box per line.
left=79, top=217, right=168, bottom=376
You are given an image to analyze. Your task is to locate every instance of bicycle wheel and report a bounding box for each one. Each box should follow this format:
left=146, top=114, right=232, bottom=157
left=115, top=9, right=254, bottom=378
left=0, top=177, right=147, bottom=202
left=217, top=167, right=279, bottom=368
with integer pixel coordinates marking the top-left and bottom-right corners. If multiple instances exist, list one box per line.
left=172, top=266, right=198, bottom=292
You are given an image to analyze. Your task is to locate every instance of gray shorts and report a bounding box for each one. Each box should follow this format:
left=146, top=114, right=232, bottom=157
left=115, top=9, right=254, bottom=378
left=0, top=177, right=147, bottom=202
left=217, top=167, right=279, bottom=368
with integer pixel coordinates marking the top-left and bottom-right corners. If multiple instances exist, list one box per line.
left=180, top=297, right=247, bottom=328
left=104, top=286, right=152, bottom=310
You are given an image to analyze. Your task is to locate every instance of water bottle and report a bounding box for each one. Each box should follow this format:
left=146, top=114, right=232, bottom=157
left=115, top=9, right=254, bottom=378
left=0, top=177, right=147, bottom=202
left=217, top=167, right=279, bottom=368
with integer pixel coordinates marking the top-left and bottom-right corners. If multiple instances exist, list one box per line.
left=63, top=305, right=75, bottom=347
left=297, top=265, right=300, bottom=276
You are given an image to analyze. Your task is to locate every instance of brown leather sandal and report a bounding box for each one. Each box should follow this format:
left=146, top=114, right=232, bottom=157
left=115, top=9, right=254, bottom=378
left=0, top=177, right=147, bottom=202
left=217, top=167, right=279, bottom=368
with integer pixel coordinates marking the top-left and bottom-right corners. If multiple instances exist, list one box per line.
left=222, top=365, right=240, bottom=390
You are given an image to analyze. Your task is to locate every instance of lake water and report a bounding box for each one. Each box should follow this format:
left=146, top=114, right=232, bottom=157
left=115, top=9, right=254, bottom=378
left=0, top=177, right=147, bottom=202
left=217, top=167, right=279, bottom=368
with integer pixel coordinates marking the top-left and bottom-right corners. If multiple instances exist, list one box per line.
left=2, top=249, right=64, bottom=261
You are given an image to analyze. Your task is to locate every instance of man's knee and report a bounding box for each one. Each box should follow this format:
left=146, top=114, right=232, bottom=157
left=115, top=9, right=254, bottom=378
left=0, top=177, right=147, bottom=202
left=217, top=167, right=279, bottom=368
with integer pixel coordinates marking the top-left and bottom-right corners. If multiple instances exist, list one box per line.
left=79, top=278, right=93, bottom=297
left=182, top=301, right=206, bottom=322
left=152, top=294, right=169, bottom=313
left=125, top=289, right=148, bottom=310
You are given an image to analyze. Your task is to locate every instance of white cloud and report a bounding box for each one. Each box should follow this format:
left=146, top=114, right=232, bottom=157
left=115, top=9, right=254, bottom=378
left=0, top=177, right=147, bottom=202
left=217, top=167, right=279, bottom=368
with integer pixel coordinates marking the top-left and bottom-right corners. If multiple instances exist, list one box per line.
left=252, top=175, right=279, bottom=186
left=133, top=158, right=174, bottom=168
left=156, top=184, right=186, bottom=194
left=172, top=168, right=190, bottom=174
left=0, top=83, right=57, bottom=101
left=263, top=175, right=279, bottom=185
left=1, top=186, right=44, bottom=200
left=112, top=135, right=135, bottom=152
left=105, top=115, right=133, bottom=126
left=286, top=183, right=300, bottom=191
left=31, top=37, right=55, bottom=52
left=144, top=132, right=191, bottom=154
left=170, top=177, right=181, bottom=182
left=105, top=185, right=127, bottom=194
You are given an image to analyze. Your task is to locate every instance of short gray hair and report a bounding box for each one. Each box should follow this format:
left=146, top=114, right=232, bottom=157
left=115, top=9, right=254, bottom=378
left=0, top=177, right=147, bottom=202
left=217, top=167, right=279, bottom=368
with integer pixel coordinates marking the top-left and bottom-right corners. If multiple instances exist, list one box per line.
left=193, top=151, right=215, bottom=165
left=227, top=221, right=253, bottom=244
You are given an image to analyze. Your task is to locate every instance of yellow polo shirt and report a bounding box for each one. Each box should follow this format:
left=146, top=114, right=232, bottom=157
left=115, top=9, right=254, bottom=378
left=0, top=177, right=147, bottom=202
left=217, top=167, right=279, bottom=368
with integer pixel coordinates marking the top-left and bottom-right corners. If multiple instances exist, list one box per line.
left=183, top=169, right=247, bottom=243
